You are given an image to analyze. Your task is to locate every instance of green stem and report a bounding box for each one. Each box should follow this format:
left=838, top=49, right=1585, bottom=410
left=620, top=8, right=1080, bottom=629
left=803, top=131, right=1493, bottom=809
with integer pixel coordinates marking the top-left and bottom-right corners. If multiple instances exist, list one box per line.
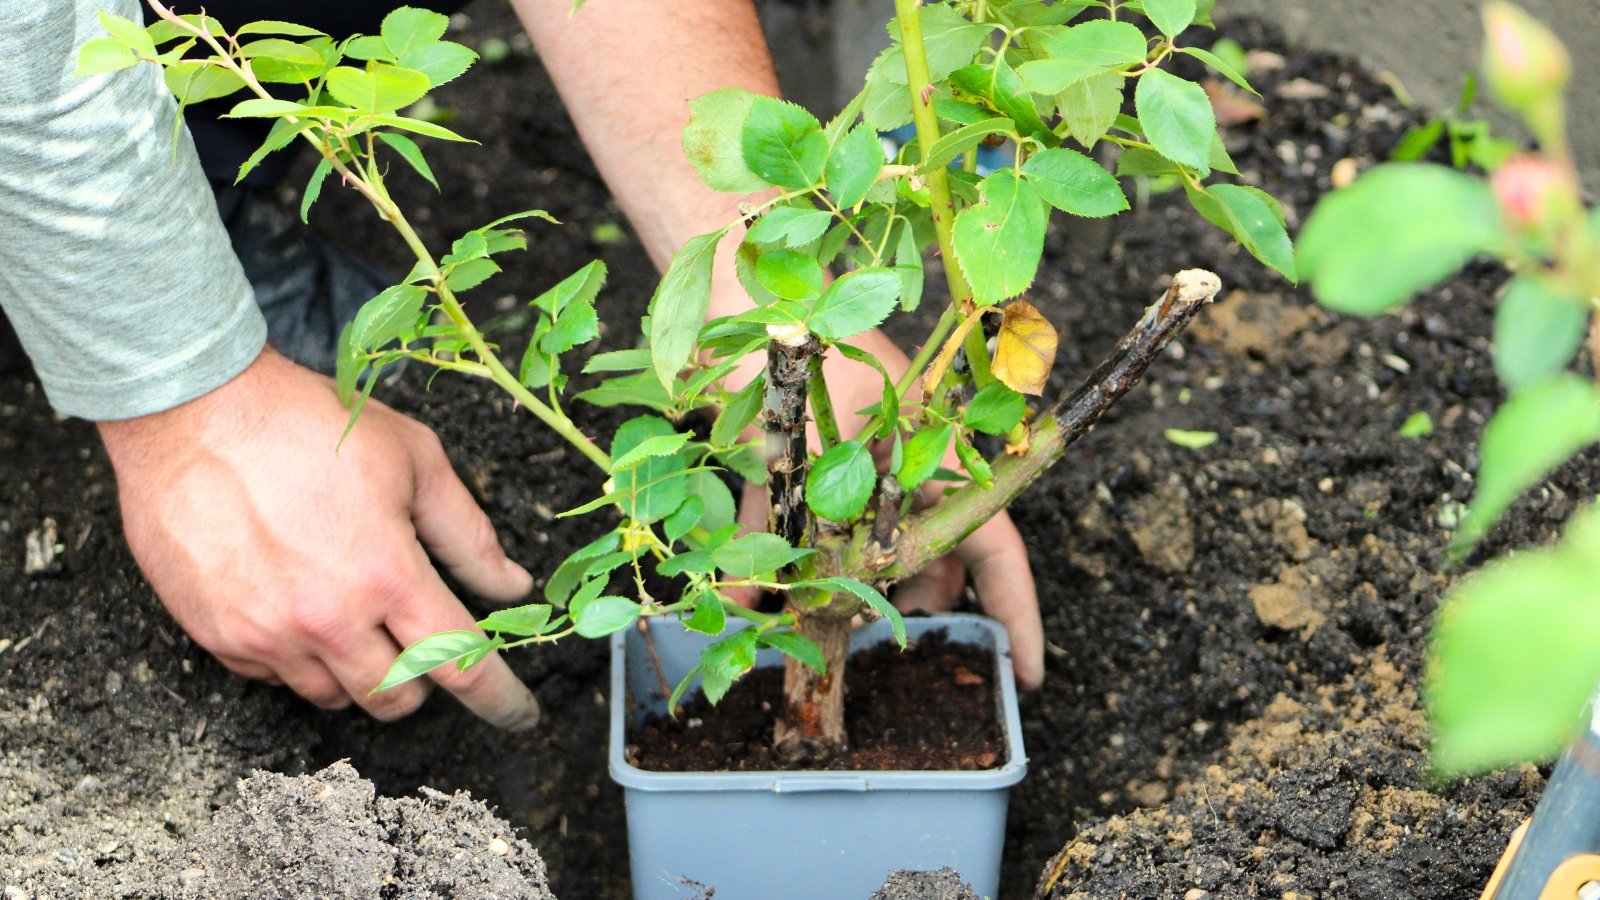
left=807, top=355, right=842, bottom=449
left=894, top=0, right=975, bottom=312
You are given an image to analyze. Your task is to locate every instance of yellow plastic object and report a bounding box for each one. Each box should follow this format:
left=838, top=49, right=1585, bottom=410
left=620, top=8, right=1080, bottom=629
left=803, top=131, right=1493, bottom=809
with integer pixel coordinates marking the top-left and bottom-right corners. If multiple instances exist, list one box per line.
left=1482, top=821, right=1600, bottom=900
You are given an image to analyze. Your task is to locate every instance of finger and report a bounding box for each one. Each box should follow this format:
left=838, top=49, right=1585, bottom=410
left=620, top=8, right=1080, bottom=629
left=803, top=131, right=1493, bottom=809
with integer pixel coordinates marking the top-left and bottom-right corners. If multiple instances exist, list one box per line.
left=274, top=655, right=354, bottom=710
left=322, top=626, right=432, bottom=722
left=890, top=555, right=966, bottom=614
left=408, top=429, right=533, bottom=605
left=956, top=512, right=1044, bottom=691
left=214, top=654, right=281, bottom=683
left=386, top=557, right=542, bottom=731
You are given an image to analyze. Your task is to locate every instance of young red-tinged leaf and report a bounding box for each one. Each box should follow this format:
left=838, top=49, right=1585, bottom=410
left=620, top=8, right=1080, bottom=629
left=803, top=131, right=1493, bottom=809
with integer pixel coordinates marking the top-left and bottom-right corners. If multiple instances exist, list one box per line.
left=807, top=268, right=901, bottom=339
left=683, top=589, right=727, bottom=635
left=965, top=382, right=1027, bottom=434
left=1493, top=275, right=1588, bottom=391
left=376, top=132, right=438, bottom=189
left=746, top=206, right=834, bottom=248
left=1452, top=376, right=1600, bottom=557
left=897, top=425, right=953, bottom=493
left=649, top=229, right=727, bottom=387
left=760, top=632, right=826, bottom=672
left=713, top=533, right=812, bottom=578
left=1018, top=20, right=1148, bottom=94
left=825, top=124, right=883, bottom=209
left=991, top=299, right=1059, bottom=395
left=806, top=440, right=876, bottom=522
left=376, top=630, right=496, bottom=692
left=741, top=96, right=827, bottom=189
left=572, top=596, right=641, bottom=638
left=1298, top=164, right=1503, bottom=315
left=952, top=170, right=1048, bottom=304
left=1021, top=147, right=1127, bottom=217
left=477, top=603, right=556, bottom=637
left=1135, top=69, right=1216, bottom=176
left=684, top=88, right=771, bottom=193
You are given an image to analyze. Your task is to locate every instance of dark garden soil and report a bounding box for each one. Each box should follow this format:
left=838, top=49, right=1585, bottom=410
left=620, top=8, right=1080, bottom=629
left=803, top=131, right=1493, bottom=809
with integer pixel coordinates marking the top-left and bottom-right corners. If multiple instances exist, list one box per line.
left=0, top=5, right=1572, bottom=899
left=631, top=629, right=1005, bottom=773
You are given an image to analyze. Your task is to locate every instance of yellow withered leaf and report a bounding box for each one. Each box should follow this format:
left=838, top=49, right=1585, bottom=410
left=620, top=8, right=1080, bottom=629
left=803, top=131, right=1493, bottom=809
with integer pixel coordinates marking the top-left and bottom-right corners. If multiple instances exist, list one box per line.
left=991, top=299, right=1058, bottom=395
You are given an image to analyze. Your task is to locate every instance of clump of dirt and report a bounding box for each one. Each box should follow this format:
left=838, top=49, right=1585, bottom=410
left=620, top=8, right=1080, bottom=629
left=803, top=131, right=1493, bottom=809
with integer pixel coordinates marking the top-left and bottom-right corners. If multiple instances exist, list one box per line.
left=871, top=868, right=981, bottom=900
left=630, top=629, right=1004, bottom=773
left=54, top=762, right=554, bottom=900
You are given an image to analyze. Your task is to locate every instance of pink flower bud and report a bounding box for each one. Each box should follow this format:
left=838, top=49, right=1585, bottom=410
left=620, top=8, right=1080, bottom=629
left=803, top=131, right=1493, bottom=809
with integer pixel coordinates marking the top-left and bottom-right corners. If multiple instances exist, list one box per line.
left=1492, top=154, right=1578, bottom=232
left=1482, top=3, right=1570, bottom=115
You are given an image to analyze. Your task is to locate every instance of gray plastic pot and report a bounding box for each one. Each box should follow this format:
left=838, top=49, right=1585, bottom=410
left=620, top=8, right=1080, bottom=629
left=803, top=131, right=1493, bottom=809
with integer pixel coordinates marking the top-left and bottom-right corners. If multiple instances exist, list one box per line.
left=609, top=613, right=1027, bottom=899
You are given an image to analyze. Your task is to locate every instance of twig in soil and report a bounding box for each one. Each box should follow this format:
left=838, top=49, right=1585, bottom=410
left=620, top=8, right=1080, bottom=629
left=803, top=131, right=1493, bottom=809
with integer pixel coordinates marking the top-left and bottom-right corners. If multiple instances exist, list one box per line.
left=638, top=620, right=672, bottom=701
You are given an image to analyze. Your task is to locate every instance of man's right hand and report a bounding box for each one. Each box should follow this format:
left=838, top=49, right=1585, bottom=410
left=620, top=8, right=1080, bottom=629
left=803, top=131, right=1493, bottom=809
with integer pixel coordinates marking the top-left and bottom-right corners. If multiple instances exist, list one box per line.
left=96, top=347, right=542, bottom=730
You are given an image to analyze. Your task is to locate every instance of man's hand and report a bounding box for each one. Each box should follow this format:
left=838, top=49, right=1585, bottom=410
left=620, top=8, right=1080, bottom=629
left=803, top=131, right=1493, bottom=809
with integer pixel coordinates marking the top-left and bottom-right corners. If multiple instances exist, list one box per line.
left=96, top=348, right=541, bottom=729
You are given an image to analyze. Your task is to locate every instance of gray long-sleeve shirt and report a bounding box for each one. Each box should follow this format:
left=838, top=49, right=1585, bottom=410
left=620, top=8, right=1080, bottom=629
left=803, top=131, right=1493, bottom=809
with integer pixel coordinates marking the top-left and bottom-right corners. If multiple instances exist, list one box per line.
left=0, top=0, right=265, bottom=420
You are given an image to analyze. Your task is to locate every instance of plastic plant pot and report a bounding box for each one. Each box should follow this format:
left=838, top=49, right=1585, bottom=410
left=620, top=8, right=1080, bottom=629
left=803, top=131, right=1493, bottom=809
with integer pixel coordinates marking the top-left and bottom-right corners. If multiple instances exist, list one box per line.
left=609, top=613, right=1028, bottom=900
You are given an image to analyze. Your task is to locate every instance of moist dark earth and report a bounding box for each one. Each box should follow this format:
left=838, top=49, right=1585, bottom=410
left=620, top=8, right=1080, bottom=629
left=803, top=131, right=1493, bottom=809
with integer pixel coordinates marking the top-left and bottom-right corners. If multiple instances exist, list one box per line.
left=0, top=6, right=1571, bottom=899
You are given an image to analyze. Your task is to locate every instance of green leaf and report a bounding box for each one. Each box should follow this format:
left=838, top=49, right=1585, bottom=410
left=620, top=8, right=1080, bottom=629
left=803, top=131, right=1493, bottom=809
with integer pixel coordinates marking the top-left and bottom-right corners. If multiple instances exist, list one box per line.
left=683, top=88, right=771, bottom=193
left=741, top=96, right=827, bottom=189
left=344, top=35, right=395, bottom=62
left=713, top=533, right=811, bottom=578
left=326, top=63, right=431, bottom=113
left=699, top=630, right=760, bottom=703
left=1055, top=73, right=1124, bottom=149
left=376, top=132, right=438, bottom=189
left=757, top=250, right=825, bottom=301
left=1429, top=506, right=1600, bottom=774
left=799, top=577, right=905, bottom=647
left=649, top=229, right=727, bottom=388
left=545, top=531, right=622, bottom=605
left=163, top=61, right=247, bottom=105
left=759, top=632, right=826, bottom=673
left=1181, top=45, right=1258, bottom=96
left=1164, top=428, right=1219, bottom=448
left=371, top=114, right=474, bottom=142
left=238, top=38, right=325, bottom=68
left=893, top=223, right=925, bottom=313
left=335, top=322, right=362, bottom=406
left=576, top=371, right=675, bottom=412
left=825, top=124, right=883, bottom=209
left=1452, top=376, right=1600, bottom=555
left=381, top=6, right=450, bottom=58
left=444, top=258, right=500, bottom=292
left=1021, top=147, right=1127, bottom=217
left=657, top=549, right=715, bottom=578
left=835, top=343, right=900, bottom=439
left=397, top=41, right=477, bottom=88
left=477, top=603, right=555, bottom=636
left=583, top=348, right=652, bottom=374
left=921, top=118, right=1015, bottom=173
left=712, top=373, right=766, bottom=448
left=1398, top=412, right=1434, bottom=439
left=1186, top=184, right=1297, bottom=281
left=806, top=440, right=876, bottom=522
left=236, top=20, right=327, bottom=37
left=74, top=37, right=138, bottom=77
left=301, top=158, right=333, bottom=224
left=1493, top=276, right=1588, bottom=391
left=351, top=284, right=426, bottom=351
left=966, top=383, right=1027, bottom=434
left=1018, top=20, right=1148, bottom=94
left=611, top=415, right=690, bottom=524
left=683, top=589, right=727, bottom=635
left=98, top=10, right=155, bottom=56
left=747, top=206, right=834, bottom=248
left=899, top=3, right=994, bottom=82
left=685, top=471, right=737, bottom=543
left=807, top=268, right=902, bottom=340
left=948, top=62, right=1051, bottom=144
left=863, top=51, right=914, bottom=131
left=572, top=596, right=641, bottom=638
left=1143, top=0, right=1197, bottom=36
left=1298, top=164, right=1503, bottom=315
left=663, top=496, right=705, bottom=546
left=611, top=431, right=693, bottom=472
left=376, top=630, right=495, bottom=691
left=1135, top=69, right=1216, bottom=176
left=533, top=261, right=606, bottom=345
left=952, top=170, right=1047, bottom=304
left=898, top=425, right=953, bottom=492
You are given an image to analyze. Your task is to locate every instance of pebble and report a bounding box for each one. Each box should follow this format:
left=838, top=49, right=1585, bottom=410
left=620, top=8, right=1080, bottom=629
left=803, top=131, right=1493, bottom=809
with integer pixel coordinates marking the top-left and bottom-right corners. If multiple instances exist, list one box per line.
left=5, top=887, right=28, bottom=900
left=487, top=837, right=510, bottom=856
left=1185, top=891, right=1213, bottom=900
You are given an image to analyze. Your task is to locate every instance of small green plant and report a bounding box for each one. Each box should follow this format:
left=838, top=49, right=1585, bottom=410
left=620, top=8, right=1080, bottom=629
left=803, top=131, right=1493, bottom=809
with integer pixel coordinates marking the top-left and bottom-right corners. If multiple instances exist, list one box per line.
left=83, top=0, right=1291, bottom=761
left=1390, top=72, right=1518, bottom=172
left=1298, top=2, right=1600, bottom=775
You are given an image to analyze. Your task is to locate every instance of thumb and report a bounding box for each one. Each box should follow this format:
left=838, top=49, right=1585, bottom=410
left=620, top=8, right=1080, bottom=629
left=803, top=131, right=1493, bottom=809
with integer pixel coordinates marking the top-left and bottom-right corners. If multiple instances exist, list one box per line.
left=407, top=427, right=533, bottom=604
